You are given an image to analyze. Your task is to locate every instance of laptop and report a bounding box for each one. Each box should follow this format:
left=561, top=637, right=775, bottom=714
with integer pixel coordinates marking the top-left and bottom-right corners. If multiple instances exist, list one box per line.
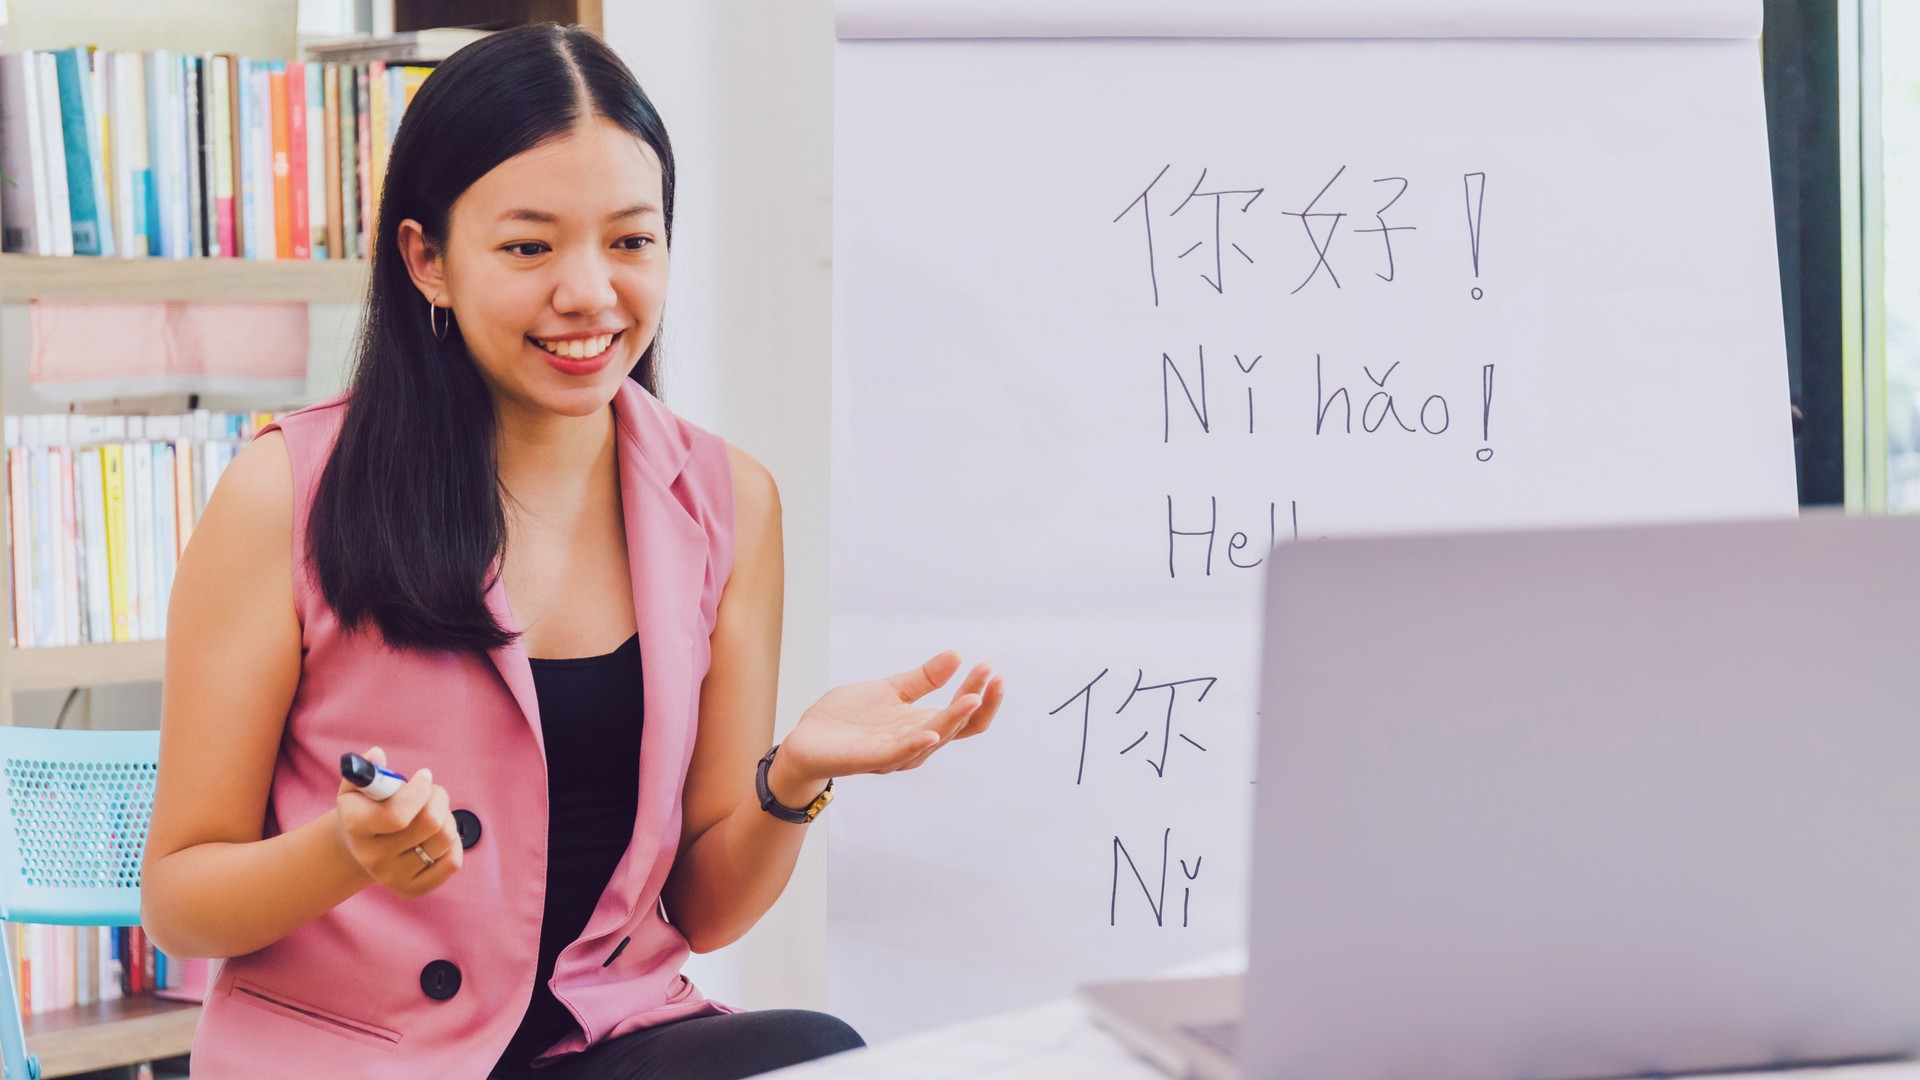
left=1082, top=513, right=1920, bottom=1080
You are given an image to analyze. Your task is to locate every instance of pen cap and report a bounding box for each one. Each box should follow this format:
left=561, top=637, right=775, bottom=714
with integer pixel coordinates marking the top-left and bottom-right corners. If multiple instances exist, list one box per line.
left=340, top=752, right=377, bottom=788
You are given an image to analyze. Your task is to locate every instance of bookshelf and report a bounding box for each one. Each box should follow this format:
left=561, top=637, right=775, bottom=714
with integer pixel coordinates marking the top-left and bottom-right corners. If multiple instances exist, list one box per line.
left=0, top=73, right=368, bottom=1073
left=0, top=255, right=355, bottom=1077
left=0, top=253, right=369, bottom=303
left=0, top=3, right=595, bottom=1073
left=23, top=994, right=199, bottom=1076
left=0, top=257, right=366, bottom=729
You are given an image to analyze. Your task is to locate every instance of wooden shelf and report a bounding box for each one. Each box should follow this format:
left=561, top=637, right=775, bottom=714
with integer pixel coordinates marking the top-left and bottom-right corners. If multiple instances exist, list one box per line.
left=0, top=253, right=369, bottom=304
left=22, top=995, right=199, bottom=1077
left=4, top=642, right=167, bottom=693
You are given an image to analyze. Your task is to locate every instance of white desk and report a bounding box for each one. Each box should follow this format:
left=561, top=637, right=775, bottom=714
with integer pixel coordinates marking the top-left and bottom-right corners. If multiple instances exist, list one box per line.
left=766, top=995, right=1920, bottom=1080
left=762, top=994, right=1185, bottom=1079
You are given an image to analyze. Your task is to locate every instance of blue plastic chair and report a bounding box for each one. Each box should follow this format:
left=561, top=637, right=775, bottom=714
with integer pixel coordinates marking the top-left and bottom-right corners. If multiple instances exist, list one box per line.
left=0, top=727, right=160, bottom=1080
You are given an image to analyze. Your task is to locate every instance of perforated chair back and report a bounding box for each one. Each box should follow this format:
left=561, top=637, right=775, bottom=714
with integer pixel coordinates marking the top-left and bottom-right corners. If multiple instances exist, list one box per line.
left=0, top=727, right=158, bottom=927
left=0, top=726, right=161, bottom=1080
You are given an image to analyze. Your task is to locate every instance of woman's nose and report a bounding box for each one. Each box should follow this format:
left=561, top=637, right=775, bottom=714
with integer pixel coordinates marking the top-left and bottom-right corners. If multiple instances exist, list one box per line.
left=550, top=247, right=619, bottom=315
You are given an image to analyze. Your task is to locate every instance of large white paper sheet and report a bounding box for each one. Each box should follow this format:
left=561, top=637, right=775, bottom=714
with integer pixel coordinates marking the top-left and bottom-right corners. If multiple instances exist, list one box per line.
left=830, top=29, right=1794, bottom=1040
left=836, top=0, right=1762, bottom=41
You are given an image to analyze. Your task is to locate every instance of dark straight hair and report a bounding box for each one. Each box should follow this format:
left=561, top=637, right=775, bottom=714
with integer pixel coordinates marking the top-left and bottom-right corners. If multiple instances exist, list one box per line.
left=307, top=23, right=676, bottom=653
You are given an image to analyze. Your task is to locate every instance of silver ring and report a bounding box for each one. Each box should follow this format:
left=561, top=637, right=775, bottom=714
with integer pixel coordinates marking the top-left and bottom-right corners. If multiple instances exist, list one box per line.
left=413, top=844, right=435, bottom=866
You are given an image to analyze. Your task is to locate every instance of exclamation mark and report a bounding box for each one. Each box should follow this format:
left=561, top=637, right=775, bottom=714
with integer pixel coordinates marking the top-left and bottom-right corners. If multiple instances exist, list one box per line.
left=1477, top=364, right=1495, bottom=462
left=1464, top=172, right=1487, bottom=300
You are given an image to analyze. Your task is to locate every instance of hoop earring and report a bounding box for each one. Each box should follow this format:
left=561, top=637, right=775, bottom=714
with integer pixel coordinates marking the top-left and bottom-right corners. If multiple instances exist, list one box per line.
left=429, top=296, right=451, bottom=341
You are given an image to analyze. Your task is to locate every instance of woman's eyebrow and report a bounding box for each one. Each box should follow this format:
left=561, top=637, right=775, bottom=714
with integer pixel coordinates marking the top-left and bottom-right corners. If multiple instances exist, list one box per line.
left=496, top=203, right=661, bottom=225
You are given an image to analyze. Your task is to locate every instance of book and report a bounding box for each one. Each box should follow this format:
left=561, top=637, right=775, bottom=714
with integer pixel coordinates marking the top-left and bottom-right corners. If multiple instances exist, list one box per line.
left=53, top=49, right=106, bottom=254
left=252, top=61, right=273, bottom=260
left=270, top=64, right=291, bottom=259
left=7, top=429, right=30, bottom=647
left=79, top=445, right=111, bottom=642
left=323, top=61, right=343, bottom=261
left=305, top=60, right=326, bottom=258
left=182, top=55, right=203, bottom=257
left=288, top=61, right=310, bottom=259
left=368, top=60, right=386, bottom=226
left=355, top=63, right=370, bottom=247
left=211, top=54, right=235, bottom=257
left=101, top=442, right=130, bottom=642
left=109, top=50, right=152, bottom=258
left=153, top=441, right=177, bottom=629
left=0, top=52, right=53, bottom=254
left=36, top=53, right=74, bottom=256
left=131, top=439, right=156, bottom=639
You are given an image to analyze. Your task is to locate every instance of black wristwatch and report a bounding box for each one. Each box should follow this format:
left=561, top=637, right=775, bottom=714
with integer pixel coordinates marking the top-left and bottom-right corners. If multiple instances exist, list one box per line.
left=756, top=744, right=834, bottom=824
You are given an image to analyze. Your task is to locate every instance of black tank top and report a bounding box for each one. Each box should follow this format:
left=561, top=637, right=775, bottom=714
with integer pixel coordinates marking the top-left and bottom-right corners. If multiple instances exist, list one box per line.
left=490, top=632, right=644, bottom=1077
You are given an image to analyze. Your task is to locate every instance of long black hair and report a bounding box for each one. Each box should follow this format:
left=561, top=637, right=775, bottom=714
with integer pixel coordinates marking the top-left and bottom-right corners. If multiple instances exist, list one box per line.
left=307, top=23, right=676, bottom=653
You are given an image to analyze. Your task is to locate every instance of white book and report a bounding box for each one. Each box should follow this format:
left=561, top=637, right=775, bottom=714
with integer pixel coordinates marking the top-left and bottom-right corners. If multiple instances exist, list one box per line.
left=118, top=440, right=141, bottom=641
left=54, top=444, right=76, bottom=646
left=306, top=60, right=327, bottom=258
left=85, top=49, right=116, bottom=258
left=130, top=441, right=157, bottom=639
left=236, top=57, right=257, bottom=260
left=144, top=50, right=177, bottom=258
left=253, top=63, right=274, bottom=260
left=0, top=52, right=52, bottom=254
left=29, top=444, right=56, bottom=649
left=180, top=56, right=200, bottom=258
left=110, top=51, right=149, bottom=258
left=79, top=447, right=111, bottom=643
left=154, top=442, right=176, bottom=629
left=98, top=926, right=119, bottom=1002
left=34, top=53, right=73, bottom=256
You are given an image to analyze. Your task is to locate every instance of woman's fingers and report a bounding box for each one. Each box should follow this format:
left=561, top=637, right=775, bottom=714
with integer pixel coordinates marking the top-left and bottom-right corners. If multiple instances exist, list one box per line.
left=886, top=651, right=962, bottom=703
left=955, top=675, right=1005, bottom=740
left=896, top=693, right=983, bottom=771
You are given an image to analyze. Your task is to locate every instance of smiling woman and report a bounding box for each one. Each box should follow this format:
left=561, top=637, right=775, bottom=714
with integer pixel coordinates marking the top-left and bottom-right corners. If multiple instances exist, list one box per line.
left=137, top=21, right=1003, bottom=1080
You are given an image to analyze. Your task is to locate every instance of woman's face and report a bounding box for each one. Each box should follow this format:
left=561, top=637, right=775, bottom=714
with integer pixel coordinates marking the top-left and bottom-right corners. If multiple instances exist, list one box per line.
left=407, top=115, right=669, bottom=421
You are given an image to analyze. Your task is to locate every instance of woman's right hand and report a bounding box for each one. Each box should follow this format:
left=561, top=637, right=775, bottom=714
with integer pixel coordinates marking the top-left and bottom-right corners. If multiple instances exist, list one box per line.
left=334, top=746, right=463, bottom=898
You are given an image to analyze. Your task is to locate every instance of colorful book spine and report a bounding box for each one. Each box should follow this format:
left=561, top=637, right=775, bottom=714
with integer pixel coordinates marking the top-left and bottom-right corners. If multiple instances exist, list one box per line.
left=270, top=64, right=292, bottom=260
left=101, top=443, right=130, bottom=642
left=302, top=60, right=325, bottom=259
left=211, top=55, right=235, bottom=257
left=53, top=49, right=105, bottom=255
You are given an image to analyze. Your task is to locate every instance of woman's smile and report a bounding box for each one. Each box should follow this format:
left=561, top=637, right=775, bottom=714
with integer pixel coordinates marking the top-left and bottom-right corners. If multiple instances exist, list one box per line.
left=529, top=329, right=623, bottom=376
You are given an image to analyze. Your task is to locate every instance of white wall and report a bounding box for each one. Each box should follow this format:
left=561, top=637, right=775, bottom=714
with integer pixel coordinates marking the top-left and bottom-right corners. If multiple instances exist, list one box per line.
left=601, top=0, right=837, bottom=1011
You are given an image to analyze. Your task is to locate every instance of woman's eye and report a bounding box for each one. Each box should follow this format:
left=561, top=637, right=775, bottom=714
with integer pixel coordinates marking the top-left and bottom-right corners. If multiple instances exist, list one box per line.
left=617, top=236, right=653, bottom=251
left=506, top=242, right=547, bottom=257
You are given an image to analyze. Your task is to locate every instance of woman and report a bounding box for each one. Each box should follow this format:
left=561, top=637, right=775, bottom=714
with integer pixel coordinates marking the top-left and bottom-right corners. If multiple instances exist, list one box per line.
left=141, top=24, right=1003, bottom=1080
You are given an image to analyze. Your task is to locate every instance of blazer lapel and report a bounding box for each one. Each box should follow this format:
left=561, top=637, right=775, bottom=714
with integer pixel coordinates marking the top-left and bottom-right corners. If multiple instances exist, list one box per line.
left=611, top=383, right=708, bottom=908
left=485, top=569, right=546, bottom=761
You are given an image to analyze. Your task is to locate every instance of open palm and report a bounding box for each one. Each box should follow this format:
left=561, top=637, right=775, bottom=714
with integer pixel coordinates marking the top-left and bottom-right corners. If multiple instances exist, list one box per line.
left=779, top=651, right=1005, bottom=783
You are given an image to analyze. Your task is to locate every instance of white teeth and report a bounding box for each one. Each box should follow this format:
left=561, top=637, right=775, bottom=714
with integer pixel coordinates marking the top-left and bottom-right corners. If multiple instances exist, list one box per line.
left=534, top=333, right=615, bottom=359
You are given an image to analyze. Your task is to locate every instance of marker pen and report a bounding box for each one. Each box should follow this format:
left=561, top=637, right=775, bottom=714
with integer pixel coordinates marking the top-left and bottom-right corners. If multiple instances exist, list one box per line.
left=340, top=752, right=408, bottom=801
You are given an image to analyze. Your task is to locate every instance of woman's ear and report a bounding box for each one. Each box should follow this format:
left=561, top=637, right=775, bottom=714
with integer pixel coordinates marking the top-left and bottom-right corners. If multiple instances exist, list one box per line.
left=396, top=218, right=448, bottom=305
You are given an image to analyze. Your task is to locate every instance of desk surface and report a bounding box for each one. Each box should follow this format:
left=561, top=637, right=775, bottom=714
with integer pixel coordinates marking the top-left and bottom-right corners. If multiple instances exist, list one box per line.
left=765, top=997, right=1920, bottom=1080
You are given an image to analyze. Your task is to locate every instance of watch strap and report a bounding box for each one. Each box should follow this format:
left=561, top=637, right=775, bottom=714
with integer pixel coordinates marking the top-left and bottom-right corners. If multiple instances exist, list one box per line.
left=757, top=744, right=833, bottom=824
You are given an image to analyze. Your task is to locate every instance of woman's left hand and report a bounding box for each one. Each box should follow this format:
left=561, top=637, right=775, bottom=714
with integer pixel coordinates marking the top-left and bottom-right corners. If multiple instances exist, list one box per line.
left=775, top=651, right=1005, bottom=790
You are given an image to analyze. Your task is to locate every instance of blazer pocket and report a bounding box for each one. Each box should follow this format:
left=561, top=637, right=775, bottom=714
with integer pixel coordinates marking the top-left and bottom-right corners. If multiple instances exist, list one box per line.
left=231, top=978, right=403, bottom=1047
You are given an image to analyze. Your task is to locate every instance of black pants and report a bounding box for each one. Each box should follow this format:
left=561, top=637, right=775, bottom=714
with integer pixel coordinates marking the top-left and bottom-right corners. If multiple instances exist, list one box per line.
left=492, top=1009, right=864, bottom=1080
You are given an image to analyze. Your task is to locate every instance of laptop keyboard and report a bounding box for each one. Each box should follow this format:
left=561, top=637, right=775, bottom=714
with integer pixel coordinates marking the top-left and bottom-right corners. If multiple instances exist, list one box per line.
left=1178, top=1019, right=1241, bottom=1061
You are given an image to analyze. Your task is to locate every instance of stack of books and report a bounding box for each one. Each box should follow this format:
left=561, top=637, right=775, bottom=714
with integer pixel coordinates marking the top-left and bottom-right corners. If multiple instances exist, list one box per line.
left=4, top=410, right=280, bottom=649
left=7, top=923, right=193, bottom=1015
left=0, top=46, right=436, bottom=261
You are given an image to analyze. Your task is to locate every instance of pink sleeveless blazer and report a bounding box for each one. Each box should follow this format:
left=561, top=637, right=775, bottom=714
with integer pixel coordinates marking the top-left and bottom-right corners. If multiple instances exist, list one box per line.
left=187, top=380, right=736, bottom=1078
